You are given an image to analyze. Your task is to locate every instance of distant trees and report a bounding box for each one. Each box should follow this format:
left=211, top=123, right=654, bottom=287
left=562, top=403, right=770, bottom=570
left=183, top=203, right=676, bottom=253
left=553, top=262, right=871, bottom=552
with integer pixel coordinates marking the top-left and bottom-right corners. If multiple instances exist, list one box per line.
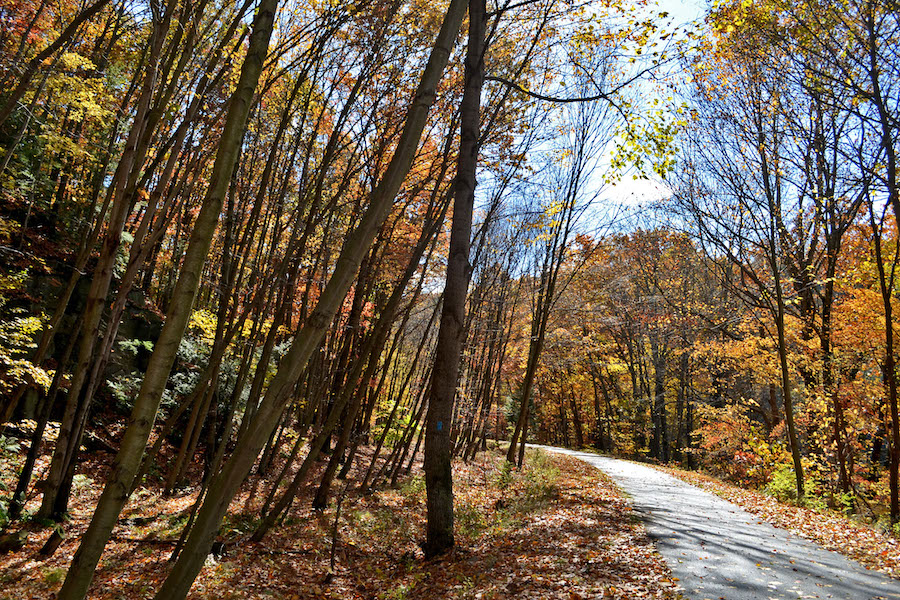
left=507, top=0, right=900, bottom=528
left=673, top=0, right=898, bottom=517
left=506, top=28, right=624, bottom=466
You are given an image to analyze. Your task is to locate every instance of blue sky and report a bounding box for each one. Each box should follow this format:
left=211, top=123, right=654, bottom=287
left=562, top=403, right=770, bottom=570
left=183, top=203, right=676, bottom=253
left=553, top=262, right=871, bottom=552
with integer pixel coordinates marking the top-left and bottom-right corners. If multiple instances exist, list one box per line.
left=601, top=0, right=706, bottom=209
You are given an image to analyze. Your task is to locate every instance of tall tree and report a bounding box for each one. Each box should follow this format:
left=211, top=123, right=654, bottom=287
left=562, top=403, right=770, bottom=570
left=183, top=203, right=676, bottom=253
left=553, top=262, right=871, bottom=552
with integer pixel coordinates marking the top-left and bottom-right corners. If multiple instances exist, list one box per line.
left=150, top=2, right=468, bottom=596
left=55, top=0, right=280, bottom=596
left=423, top=0, right=485, bottom=557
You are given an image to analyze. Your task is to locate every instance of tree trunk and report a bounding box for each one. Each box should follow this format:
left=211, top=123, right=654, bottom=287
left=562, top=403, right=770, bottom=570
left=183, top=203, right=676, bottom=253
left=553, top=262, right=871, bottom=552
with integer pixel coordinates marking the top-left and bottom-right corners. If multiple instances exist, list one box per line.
left=150, top=4, right=468, bottom=597
left=569, top=385, right=584, bottom=449
left=651, top=340, right=668, bottom=462
left=774, top=270, right=804, bottom=500
left=423, top=0, right=484, bottom=558
left=507, top=265, right=549, bottom=465
left=54, top=1, right=277, bottom=596
left=871, top=200, right=900, bottom=523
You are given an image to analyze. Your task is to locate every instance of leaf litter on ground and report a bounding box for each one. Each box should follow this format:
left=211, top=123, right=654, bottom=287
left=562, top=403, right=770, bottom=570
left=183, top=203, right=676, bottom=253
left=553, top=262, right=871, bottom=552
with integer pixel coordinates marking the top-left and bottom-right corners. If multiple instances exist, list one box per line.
left=0, top=443, right=680, bottom=599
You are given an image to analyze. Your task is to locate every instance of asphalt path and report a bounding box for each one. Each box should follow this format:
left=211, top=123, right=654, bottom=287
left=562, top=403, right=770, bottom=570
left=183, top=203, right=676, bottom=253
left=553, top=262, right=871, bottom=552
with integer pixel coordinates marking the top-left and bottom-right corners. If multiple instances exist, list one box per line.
left=538, top=446, right=900, bottom=600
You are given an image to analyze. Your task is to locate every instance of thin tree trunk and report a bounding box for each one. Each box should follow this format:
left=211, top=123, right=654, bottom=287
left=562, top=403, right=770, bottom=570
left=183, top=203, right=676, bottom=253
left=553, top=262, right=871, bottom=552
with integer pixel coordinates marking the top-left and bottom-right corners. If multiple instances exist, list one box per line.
left=507, top=266, right=549, bottom=465
left=651, top=340, right=668, bottom=462
left=54, top=1, right=277, bottom=596
left=871, top=198, right=900, bottom=523
left=423, top=0, right=484, bottom=558
left=569, top=384, right=584, bottom=449
left=774, top=272, right=804, bottom=499
left=151, top=4, right=467, bottom=597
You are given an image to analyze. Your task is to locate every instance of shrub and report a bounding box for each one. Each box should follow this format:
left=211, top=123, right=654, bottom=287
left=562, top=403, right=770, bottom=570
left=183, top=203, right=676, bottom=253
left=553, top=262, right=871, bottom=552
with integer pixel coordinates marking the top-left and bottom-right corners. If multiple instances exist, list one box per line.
left=765, top=462, right=830, bottom=510
left=455, top=503, right=486, bottom=539
left=765, top=463, right=800, bottom=502
left=695, top=403, right=788, bottom=487
left=495, top=459, right=514, bottom=489
left=523, top=451, right=559, bottom=504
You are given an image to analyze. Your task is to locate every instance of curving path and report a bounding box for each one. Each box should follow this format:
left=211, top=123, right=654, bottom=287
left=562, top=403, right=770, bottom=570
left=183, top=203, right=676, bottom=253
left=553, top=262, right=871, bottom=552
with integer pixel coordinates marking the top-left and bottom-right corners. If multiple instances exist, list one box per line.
left=538, top=446, right=900, bottom=600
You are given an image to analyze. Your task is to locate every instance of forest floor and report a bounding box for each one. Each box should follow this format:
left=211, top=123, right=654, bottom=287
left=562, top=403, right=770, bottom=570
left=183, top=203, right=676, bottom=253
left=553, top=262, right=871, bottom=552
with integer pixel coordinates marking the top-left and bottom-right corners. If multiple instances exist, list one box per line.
left=655, top=463, right=900, bottom=580
left=0, top=442, right=679, bottom=600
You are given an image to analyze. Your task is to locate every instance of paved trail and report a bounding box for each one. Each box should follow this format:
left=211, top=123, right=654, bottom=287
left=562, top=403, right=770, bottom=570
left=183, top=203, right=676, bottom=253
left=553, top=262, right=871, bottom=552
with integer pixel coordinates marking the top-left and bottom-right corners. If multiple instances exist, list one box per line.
left=539, top=447, right=900, bottom=600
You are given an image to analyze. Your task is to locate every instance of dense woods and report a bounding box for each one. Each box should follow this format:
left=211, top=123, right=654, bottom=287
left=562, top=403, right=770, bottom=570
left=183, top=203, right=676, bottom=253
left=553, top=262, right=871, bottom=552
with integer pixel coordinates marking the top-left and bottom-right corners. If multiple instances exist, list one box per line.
left=0, top=0, right=899, bottom=597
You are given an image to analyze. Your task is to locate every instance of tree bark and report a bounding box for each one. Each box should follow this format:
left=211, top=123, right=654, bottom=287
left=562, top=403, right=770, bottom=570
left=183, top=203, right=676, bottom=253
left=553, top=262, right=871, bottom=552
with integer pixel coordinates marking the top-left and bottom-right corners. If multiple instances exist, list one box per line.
left=870, top=193, right=900, bottom=523
left=54, top=1, right=278, bottom=597
left=150, top=3, right=468, bottom=597
left=423, top=0, right=485, bottom=558
left=37, top=2, right=175, bottom=520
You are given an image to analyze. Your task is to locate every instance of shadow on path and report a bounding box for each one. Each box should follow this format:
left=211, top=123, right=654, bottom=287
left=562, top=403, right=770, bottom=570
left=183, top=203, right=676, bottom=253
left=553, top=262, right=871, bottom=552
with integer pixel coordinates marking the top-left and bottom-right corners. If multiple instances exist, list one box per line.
left=538, top=447, right=900, bottom=600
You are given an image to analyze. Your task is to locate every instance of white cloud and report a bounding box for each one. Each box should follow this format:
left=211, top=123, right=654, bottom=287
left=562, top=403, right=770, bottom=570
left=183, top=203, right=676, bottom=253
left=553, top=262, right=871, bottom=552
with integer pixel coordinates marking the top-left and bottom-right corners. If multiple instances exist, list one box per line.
left=603, top=177, right=672, bottom=207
